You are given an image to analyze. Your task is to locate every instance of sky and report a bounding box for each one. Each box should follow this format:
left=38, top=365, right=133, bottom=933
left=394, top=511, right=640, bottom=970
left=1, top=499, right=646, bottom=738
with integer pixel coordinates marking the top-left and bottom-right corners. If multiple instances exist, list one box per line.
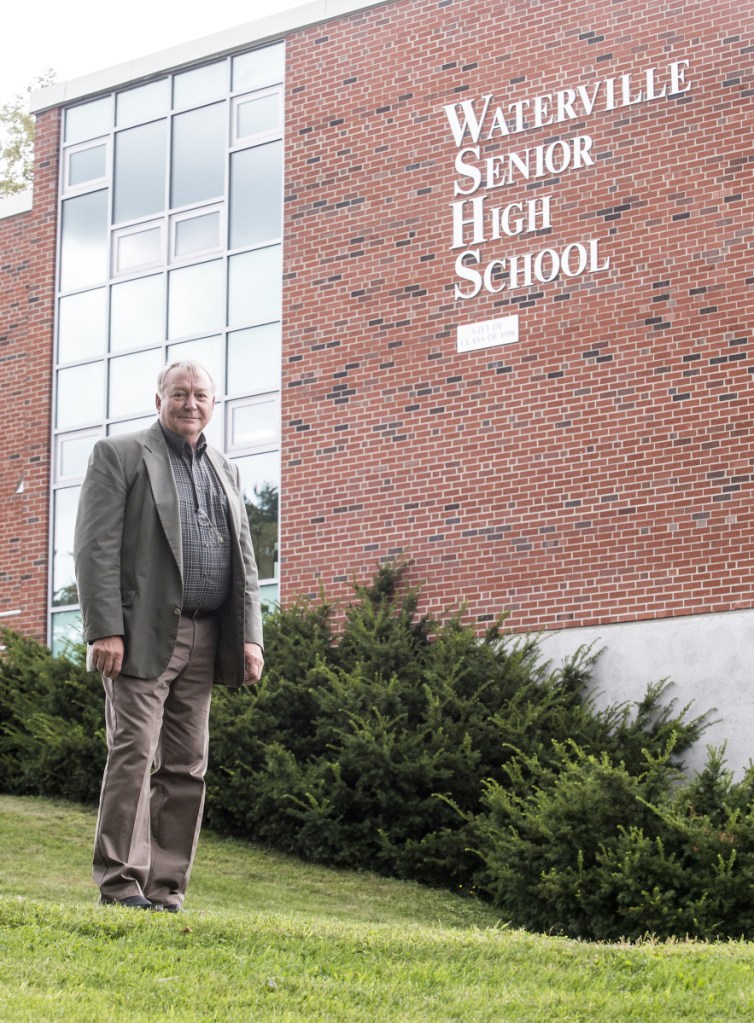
left=1, top=0, right=305, bottom=108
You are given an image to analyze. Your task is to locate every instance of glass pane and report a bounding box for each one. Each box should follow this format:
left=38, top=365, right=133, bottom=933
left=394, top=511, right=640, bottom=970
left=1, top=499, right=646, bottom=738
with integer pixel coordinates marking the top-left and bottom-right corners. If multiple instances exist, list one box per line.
left=168, top=260, right=224, bottom=339
left=232, top=43, right=285, bottom=92
left=167, top=336, right=224, bottom=395
left=228, top=245, right=281, bottom=328
left=114, top=120, right=167, bottom=223
left=58, top=288, right=107, bottom=363
left=259, top=581, right=278, bottom=609
left=235, top=450, right=279, bottom=580
left=235, top=92, right=281, bottom=141
left=174, top=210, right=221, bottom=258
left=60, top=191, right=109, bottom=291
left=114, top=225, right=162, bottom=273
left=109, top=349, right=164, bottom=419
left=68, top=144, right=106, bottom=187
left=117, top=79, right=171, bottom=128
left=227, top=324, right=281, bottom=394
left=65, top=96, right=113, bottom=145
left=230, top=141, right=282, bottom=248
left=171, top=103, right=226, bottom=208
left=51, top=610, right=84, bottom=656
left=110, top=275, right=164, bottom=351
left=52, top=486, right=81, bottom=606
left=173, top=61, right=227, bottom=109
left=57, top=362, right=104, bottom=429
left=58, top=432, right=99, bottom=480
left=229, top=396, right=279, bottom=450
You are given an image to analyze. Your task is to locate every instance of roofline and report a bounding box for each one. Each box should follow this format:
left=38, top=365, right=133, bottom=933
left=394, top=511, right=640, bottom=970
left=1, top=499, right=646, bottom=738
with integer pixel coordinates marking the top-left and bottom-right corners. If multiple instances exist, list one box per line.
left=30, top=0, right=387, bottom=113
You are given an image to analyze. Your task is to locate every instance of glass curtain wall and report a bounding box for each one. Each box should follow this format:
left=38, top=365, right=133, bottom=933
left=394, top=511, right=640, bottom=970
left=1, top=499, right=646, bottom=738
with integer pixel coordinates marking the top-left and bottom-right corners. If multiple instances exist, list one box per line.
left=51, top=43, right=284, bottom=653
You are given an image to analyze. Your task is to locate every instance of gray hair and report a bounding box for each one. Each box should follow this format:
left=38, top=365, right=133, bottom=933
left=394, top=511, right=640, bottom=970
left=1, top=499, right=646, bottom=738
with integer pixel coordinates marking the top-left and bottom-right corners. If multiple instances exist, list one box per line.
left=157, top=360, right=217, bottom=397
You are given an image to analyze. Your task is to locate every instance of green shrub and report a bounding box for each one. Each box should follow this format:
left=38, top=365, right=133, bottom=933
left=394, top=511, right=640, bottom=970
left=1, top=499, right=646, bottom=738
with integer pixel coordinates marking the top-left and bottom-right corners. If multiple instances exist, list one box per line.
left=5, top=563, right=753, bottom=940
left=473, top=740, right=754, bottom=940
left=205, top=562, right=710, bottom=901
left=0, top=630, right=105, bottom=803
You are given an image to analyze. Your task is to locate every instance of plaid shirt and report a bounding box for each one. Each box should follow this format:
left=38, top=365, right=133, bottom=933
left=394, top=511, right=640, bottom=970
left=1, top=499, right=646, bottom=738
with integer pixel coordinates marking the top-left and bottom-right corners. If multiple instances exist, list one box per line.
left=161, top=424, right=232, bottom=611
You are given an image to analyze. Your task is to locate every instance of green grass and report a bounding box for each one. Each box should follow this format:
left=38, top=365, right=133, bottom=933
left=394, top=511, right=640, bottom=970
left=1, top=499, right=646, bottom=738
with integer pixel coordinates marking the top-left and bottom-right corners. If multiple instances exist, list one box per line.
left=2, top=796, right=754, bottom=1022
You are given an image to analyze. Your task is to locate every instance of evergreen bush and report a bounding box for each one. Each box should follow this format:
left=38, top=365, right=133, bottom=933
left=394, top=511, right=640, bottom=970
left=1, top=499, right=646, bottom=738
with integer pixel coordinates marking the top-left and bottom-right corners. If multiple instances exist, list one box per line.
left=0, top=630, right=105, bottom=803
left=3, top=563, right=754, bottom=939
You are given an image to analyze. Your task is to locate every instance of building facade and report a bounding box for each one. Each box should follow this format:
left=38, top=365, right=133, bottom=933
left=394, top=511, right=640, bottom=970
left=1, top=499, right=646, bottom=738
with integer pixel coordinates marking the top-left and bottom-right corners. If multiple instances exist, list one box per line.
left=1, top=0, right=752, bottom=768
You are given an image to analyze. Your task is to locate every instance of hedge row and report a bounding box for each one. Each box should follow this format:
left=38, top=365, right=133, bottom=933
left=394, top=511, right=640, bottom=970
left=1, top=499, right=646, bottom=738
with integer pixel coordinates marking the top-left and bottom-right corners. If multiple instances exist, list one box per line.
left=2, top=563, right=753, bottom=940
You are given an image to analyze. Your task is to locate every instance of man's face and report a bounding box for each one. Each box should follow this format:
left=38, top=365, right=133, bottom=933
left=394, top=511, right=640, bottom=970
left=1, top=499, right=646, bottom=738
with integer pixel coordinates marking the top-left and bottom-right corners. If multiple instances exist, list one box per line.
left=156, top=368, right=215, bottom=446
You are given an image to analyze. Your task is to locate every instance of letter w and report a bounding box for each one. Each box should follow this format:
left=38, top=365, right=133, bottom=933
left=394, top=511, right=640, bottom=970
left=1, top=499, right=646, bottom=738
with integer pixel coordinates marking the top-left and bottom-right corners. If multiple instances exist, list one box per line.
left=443, top=95, right=494, bottom=146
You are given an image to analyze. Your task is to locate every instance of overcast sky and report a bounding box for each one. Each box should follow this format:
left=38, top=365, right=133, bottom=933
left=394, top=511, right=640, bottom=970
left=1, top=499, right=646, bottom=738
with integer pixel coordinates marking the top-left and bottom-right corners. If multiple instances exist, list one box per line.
left=1, top=0, right=304, bottom=107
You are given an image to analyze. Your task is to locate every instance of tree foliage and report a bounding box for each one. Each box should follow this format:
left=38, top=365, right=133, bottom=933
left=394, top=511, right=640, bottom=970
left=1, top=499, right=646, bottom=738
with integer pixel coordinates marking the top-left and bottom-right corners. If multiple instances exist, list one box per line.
left=0, top=70, right=56, bottom=197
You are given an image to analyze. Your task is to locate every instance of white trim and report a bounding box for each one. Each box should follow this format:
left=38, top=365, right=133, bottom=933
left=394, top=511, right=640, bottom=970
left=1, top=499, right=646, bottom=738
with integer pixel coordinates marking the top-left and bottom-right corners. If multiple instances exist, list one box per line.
left=0, top=189, right=33, bottom=219
left=30, top=1, right=388, bottom=114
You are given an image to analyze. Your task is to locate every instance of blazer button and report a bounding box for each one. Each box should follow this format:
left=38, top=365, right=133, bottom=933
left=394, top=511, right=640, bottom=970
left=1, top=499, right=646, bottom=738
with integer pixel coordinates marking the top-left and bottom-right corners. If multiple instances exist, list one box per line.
left=174, top=607, right=181, bottom=615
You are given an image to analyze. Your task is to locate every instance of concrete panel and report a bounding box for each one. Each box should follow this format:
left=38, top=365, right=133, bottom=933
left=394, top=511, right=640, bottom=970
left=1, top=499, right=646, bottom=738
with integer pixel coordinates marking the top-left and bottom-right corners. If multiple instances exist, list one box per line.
left=538, top=610, right=754, bottom=777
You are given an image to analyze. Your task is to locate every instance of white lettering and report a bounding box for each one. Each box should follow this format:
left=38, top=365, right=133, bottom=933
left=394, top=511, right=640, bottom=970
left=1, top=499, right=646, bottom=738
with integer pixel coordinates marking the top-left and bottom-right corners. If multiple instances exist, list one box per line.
left=453, top=136, right=594, bottom=196
left=454, top=239, right=611, bottom=299
left=443, top=94, right=494, bottom=145
left=451, top=195, right=486, bottom=248
left=445, top=61, right=692, bottom=148
left=621, top=72, right=645, bottom=106
left=669, top=60, right=691, bottom=95
left=453, top=146, right=483, bottom=196
left=556, top=88, right=578, bottom=122
left=483, top=258, right=507, bottom=294
left=644, top=66, right=667, bottom=101
left=454, top=250, right=483, bottom=299
left=534, top=93, right=553, bottom=127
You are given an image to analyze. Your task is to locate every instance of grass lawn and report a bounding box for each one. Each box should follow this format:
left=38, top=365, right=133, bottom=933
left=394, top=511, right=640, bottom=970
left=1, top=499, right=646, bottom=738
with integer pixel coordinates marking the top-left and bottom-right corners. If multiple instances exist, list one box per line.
left=2, top=795, right=754, bottom=1022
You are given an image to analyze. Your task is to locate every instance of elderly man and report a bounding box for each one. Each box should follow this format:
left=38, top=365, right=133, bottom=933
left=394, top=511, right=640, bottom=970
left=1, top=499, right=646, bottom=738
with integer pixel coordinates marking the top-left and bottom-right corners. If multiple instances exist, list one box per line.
left=74, top=359, right=264, bottom=911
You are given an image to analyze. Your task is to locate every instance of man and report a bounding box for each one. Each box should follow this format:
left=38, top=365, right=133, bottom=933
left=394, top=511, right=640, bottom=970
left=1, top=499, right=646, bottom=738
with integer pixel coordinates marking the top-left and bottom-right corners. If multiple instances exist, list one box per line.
left=74, top=359, right=264, bottom=912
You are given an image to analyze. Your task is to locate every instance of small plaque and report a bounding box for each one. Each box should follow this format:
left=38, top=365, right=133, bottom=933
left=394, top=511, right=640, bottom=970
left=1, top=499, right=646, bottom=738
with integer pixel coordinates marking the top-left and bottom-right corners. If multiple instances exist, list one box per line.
left=457, top=314, right=519, bottom=353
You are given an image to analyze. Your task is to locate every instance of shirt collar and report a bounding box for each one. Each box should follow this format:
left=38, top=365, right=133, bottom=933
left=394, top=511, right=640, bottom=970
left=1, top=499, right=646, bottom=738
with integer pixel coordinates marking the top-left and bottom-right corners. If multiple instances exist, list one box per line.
left=159, top=421, right=207, bottom=458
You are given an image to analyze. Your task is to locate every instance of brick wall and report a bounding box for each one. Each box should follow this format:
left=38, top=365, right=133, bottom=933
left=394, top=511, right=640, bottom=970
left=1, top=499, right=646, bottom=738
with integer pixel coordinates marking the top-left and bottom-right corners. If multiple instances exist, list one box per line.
left=280, top=0, right=753, bottom=630
left=0, top=108, right=59, bottom=640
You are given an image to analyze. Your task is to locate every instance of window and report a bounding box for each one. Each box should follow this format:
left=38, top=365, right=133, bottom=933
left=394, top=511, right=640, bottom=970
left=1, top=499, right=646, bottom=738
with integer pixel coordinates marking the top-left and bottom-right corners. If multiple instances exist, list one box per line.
left=58, top=288, right=107, bottom=363
left=228, top=244, right=282, bottom=327
left=171, top=103, right=226, bottom=208
left=234, top=450, right=280, bottom=583
left=110, top=274, right=164, bottom=351
left=168, top=259, right=225, bottom=339
left=52, top=42, right=285, bottom=651
left=65, top=140, right=108, bottom=192
left=230, top=140, right=282, bottom=248
left=114, top=120, right=167, bottom=223
left=227, top=394, right=280, bottom=452
left=232, top=89, right=283, bottom=145
left=227, top=323, right=281, bottom=394
left=171, top=207, right=223, bottom=261
left=113, top=221, right=163, bottom=274
left=60, top=191, right=109, bottom=290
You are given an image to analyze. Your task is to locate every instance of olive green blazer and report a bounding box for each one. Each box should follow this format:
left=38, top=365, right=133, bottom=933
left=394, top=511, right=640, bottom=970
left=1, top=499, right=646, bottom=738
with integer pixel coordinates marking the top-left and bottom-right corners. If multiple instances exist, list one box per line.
left=73, top=420, right=263, bottom=685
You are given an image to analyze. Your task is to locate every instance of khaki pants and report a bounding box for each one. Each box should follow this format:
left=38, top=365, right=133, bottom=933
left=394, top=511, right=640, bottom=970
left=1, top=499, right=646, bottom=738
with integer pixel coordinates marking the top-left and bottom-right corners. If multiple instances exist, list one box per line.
left=93, top=615, right=218, bottom=907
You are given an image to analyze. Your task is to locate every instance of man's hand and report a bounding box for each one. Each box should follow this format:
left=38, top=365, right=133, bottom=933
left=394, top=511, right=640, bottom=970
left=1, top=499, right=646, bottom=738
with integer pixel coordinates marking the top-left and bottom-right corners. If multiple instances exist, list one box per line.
left=91, top=636, right=125, bottom=679
left=243, top=642, right=264, bottom=685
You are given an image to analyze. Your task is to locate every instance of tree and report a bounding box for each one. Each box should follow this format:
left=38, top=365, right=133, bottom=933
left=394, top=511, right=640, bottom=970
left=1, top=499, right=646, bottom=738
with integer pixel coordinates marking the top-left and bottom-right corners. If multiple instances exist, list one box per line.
left=0, top=71, right=56, bottom=197
left=244, top=481, right=278, bottom=581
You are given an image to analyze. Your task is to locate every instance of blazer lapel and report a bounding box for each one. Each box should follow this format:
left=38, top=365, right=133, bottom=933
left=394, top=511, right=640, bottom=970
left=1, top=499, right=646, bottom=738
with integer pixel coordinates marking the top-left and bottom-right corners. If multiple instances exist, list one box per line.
left=143, top=422, right=183, bottom=573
